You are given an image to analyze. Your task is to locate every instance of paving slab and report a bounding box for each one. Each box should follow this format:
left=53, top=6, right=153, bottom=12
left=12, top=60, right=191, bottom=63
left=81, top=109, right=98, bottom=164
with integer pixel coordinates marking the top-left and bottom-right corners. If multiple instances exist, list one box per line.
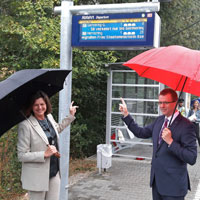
left=69, top=144, right=200, bottom=200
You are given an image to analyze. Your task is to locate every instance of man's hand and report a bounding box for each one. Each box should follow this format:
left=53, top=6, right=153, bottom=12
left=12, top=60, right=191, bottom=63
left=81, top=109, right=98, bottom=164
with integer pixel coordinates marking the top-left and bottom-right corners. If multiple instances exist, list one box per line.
left=119, top=97, right=129, bottom=117
left=162, top=128, right=173, bottom=145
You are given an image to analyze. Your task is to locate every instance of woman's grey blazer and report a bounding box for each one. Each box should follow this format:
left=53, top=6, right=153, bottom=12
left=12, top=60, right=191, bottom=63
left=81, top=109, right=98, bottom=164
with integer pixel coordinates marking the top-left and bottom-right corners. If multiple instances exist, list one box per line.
left=17, top=113, right=75, bottom=191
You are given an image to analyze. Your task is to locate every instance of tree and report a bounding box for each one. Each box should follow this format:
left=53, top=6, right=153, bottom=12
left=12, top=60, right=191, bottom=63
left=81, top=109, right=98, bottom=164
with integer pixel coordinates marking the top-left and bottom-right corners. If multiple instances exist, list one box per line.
left=71, top=49, right=117, bottom=157
left=0, top=0, right=118, bottom=165
left=159, top=0, right=200, bottom=49
left=0, top=0, right=61, bottom=80
left=74, top=0, right=137, bottom=5
left=0, top=1, right=63, bottom=198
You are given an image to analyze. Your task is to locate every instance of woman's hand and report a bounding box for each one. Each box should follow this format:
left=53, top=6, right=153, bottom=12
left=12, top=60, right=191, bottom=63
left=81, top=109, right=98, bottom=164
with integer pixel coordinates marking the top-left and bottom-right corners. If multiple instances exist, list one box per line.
left=69, top=101, right=78, bottom=116
left=44, top=145, right=58, bottom=158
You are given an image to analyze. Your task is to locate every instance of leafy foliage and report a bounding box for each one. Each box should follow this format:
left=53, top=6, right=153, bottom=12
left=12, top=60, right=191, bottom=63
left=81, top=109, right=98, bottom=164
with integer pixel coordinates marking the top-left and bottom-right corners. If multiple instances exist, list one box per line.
left=0, top=0, right=118, bottom=197
left=0, top=0, right=61, bottom=74
left=0, top=0, right=62, bottom=197
left=159, top=0, right=200, bottom=48
left=74, top=0, right=137, bottom=5
left=0, top=129, right=24, bottom=199
left=70, top=49, right=117, bottom=157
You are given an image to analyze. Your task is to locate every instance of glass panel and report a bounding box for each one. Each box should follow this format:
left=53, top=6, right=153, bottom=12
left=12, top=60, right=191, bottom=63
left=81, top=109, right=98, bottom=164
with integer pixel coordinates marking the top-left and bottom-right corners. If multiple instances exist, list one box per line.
left=111, top=127, right=139, bottom=142
left=112, top=100, right=158, bottom=114
left=112, top=86, right=159, bottom=99
left=137, top=76, right=156, bottom=84
left=111, top=113, right=157, bottom=127
left=112, top=100, right=121, bottom=112
left=133, top=115, right=157, bottom=127
left=110, top=70, right=159, bottom=142
left=110, top=127, right=153, bottom=142
left=111, top=113, right=124, bottom=127
left=111, top=128, right=116, bottom=138
left=112, top=71, right=158, bottom=85
left=125, top=72, right=137, bottom=84
left=112, top=72, right=127, bottom=84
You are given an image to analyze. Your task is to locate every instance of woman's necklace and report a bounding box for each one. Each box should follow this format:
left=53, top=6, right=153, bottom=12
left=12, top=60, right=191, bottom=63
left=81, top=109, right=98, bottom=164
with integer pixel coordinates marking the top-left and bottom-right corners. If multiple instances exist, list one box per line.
left=38, top=118, right=50, bottom=132
left=38, top=119, right=57, bottom=146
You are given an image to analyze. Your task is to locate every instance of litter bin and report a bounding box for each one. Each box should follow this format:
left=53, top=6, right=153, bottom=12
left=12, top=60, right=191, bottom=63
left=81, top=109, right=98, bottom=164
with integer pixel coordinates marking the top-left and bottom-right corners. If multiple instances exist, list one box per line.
left=97, top=144, right=112, bottom=174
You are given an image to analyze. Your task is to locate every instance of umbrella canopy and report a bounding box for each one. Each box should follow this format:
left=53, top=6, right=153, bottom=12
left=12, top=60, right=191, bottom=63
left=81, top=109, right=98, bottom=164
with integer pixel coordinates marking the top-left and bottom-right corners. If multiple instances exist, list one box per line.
left=123, top=45, right=200, bottom=96
left=0, top=69, right=71, bottom=137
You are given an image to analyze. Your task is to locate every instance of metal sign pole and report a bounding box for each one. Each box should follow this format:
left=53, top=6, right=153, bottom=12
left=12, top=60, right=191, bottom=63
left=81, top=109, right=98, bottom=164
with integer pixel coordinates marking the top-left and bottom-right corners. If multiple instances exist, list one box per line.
left=58, top=1, right=73, bottom=200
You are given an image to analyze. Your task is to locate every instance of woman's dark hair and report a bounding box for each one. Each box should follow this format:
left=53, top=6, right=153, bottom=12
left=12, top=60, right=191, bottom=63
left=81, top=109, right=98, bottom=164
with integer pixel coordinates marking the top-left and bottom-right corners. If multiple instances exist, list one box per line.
left=25, top=90, right=52, bottom=117
left=159, top=88, right=178, bottom=102
left=192, top=100, right=199, bottom=110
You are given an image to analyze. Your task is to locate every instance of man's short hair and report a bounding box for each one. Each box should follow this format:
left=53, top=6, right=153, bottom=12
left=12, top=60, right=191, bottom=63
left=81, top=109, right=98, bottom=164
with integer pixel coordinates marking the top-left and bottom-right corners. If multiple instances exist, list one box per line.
left=178, top=98, right=184, bottom=103
left=159, top=88, right=178, bottom=102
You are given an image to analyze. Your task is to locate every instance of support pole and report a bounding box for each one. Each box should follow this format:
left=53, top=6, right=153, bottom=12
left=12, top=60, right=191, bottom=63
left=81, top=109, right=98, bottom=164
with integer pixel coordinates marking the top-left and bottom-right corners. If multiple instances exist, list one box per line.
left=58, top=1, right=73, bottom=200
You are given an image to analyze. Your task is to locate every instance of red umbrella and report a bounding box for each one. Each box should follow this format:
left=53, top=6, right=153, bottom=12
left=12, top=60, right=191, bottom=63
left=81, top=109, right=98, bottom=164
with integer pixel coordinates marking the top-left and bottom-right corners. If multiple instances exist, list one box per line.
left=123, top=45, right=200, bottom=96
left=123, top=45, right=200, bottom=126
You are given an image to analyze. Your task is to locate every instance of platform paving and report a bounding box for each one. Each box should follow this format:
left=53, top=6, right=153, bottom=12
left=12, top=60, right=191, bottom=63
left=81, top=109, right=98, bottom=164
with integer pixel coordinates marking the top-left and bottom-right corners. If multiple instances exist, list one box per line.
left=68, top=144, right=200, bottom=200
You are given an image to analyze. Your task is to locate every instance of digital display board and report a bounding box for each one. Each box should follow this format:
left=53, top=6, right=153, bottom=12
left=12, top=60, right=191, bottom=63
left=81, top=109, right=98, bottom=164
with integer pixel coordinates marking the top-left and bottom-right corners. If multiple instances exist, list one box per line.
left=72, top=12, right=160, bottom=50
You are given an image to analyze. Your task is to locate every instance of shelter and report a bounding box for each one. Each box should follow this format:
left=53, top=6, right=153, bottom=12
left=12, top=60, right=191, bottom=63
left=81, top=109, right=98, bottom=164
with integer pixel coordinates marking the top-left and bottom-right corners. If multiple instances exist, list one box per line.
left=106, top=63, right=190, bottom=158
left=105, top=62, right=161, bottom=159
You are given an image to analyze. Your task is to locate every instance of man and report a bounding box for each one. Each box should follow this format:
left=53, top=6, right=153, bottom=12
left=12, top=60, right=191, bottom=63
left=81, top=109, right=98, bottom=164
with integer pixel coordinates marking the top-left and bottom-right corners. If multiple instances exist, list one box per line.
left=177, top=98, right=186, bottom=117
left=119, top=88, right=197, bottom=200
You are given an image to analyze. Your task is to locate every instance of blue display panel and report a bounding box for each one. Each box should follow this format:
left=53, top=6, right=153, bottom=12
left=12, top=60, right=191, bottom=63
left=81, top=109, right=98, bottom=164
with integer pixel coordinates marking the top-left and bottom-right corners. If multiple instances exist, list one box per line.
left=72, top=12, right=160, bottom=50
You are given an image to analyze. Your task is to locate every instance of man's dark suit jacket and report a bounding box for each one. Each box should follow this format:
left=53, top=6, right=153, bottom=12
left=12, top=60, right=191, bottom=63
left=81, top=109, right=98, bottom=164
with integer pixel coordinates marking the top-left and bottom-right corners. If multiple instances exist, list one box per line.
left=123, top=113, right=197, bottom=197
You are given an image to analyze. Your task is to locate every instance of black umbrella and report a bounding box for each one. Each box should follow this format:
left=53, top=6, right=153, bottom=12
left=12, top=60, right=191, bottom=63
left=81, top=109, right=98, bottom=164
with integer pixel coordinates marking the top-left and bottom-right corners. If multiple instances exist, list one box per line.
left=0, top=68, right=71, bottom=137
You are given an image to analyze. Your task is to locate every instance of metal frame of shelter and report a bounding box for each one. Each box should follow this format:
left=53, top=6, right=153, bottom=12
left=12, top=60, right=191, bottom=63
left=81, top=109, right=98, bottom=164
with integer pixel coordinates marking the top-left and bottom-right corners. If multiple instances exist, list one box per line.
left=105, top=64, right=190, bottom=159
left=54, top=1, right=160, bottom=200
left=106, top=63, right=165, bottom=159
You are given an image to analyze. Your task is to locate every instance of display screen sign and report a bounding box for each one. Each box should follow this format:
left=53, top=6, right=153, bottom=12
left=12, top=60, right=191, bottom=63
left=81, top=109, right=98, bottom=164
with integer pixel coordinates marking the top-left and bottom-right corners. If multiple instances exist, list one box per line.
left=72, top=12, right=160, bottom=50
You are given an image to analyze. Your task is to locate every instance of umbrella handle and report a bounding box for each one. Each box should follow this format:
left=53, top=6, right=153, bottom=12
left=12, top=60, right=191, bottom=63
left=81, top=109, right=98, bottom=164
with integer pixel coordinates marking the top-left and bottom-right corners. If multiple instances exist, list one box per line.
left=54, top=152, right=61, bottom=158
left=47, top=144, right=61, bottom=158
left=168, top=77, right=188, bottom=128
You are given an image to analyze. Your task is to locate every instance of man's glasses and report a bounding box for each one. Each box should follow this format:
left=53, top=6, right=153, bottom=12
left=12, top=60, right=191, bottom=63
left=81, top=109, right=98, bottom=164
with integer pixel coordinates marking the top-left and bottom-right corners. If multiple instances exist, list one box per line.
left=158, top=101, right=176, bottom=105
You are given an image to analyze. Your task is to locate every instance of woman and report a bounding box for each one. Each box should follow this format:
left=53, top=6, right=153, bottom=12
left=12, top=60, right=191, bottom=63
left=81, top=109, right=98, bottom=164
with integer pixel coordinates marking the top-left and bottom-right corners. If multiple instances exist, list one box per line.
left=177, top=98, right=186, bottom=117
left=17, top=90, right=78, bottom=200
left=187, top=100, right=200, bottom=146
